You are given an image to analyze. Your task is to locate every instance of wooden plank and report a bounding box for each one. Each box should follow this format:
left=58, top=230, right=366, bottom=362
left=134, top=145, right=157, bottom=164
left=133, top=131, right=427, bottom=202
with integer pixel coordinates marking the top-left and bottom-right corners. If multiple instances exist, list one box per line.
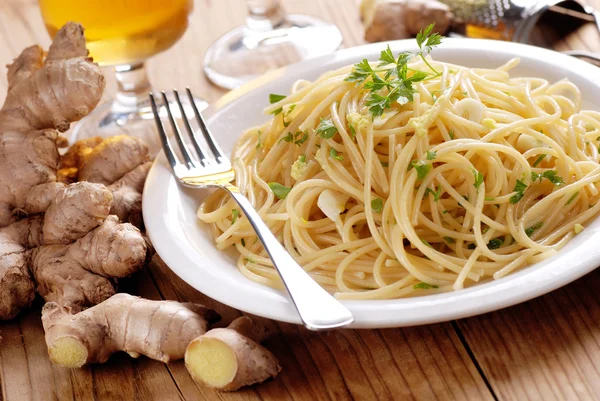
left=149, top=259, right=495, bottom=401
left=458, top=269, right=600, bottom=401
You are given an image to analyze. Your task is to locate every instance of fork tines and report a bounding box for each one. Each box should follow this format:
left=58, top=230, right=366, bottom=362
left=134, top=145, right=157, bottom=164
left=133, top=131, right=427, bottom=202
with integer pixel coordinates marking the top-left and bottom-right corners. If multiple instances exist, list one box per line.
left=149, top=89, right=226, bottom=172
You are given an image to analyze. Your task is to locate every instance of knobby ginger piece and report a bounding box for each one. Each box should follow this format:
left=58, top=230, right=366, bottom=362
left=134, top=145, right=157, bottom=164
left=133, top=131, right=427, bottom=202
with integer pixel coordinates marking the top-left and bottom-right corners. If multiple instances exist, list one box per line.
left=185, top=316, right=281, bottom=391
left=42, top=293, right=221, bottom=368
left=362, top=0, right=453, bottom=42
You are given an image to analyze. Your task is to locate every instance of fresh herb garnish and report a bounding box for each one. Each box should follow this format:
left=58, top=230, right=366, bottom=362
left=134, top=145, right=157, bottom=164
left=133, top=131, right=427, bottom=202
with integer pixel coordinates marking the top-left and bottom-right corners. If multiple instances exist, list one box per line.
left=295, top=130, right=308, bottom=145
left=231, top=209, right=240, bottom=225
left=316, top=118, right=338, bottom=139
left=416, top=23, right=443, bottom=74
left=426, top=150, right=437, bottom=160
left=329, top=148, right=344, bottom=161
left=345, top=24, right=442, bottom=117
left=443, top=236, right=455, bottom=244
left=473, top=169, right=484, bottom=192
left=280, top=130, right=308, bottom=146
left=269, top=93, right=286, bottom=115
left=510, top=179, right=527, bottom=204
left=280, top=132, right=294, bottom=143
left=256, top=130, right=262, bottom=149
left=532, top=154, right=546, bottom=167
left=268, top=182, right=292, bottom=200
left=566, top=191, right=579, bottom=205
left=413, top=282, right=439, bottom=290
left=531, top=170, right=564, bottom=186
left=525, top=221, right=543, bottom=237
left=282, top=104, right=296, bottom=127
left=408, top=160, right=431, bottom=180
left=371, top=198, right=383, bottom=213
left=349, top=123, right=356, bottom=140
left=487, top=238, right=504, bottom=249
left=425, top=186, right=442, bottom=202
left=448, top=129, right=455, bottom=140
left=269, top=94, right=286, bottom=103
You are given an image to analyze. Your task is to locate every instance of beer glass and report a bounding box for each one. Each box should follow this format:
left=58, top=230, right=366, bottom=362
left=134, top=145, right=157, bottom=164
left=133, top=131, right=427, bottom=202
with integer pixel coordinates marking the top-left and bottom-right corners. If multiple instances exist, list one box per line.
left=38, top=0, right=207, bottom=150
left=204, top=0, right=343, bottom=89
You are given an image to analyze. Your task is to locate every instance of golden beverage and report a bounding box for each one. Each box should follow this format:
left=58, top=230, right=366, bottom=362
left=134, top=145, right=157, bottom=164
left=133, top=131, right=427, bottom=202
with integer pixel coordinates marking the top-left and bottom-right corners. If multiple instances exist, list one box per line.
left=39, top=0, right=192, bottom=66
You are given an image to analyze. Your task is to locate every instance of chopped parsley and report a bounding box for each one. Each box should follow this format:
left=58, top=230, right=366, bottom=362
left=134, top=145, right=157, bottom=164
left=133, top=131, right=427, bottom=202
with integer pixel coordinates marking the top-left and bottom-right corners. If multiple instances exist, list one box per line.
left=487, top=238, right=504, bottom=249
left=448, top=129, right=455, bottom=140
left=531, top=170, right=564, bottom=186
left=532, top=154, right=546, bottom=167
left=268, top=182, right=292, bottom=200
left=525, top=221, right=543, bottom=237
left=426, top=150, right=437, bottom=160
left=473, top=169, right=484, bottom=192
left=408, top=160, right=431, bottom=180
left=566, top=191, right=579, bottom=205
left=443, top=236, right=455, bottom=244
left=329, top=148, right=344, bottom=161
left=269, top=93, right=286, bottom=103
left=256, top=130, right=262, bottom=149
left=510, top=179, right=527, bottom=204
left=414, top=282, right=439, bottom=289
left=424, top=186, right=442, bottom=202
left=231, top=209, right=240, bottom=225
left=316, top=118, right=338, bottom=139
left=349, top=123, right=356, bottom=140
left=280, top=130, right=308, bottom=146
left=269, top=93, right=286, bottom=115
left=371, top=198, right=383, bottom=213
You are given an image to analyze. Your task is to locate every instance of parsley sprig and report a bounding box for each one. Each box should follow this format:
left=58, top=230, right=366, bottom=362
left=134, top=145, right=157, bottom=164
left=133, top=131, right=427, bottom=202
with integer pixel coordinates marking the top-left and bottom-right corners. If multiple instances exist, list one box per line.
left=345, top=24, right=443, bottom=117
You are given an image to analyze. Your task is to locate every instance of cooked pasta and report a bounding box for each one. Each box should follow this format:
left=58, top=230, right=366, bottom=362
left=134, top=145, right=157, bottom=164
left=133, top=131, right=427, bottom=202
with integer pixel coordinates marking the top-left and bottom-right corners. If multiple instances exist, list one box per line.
left=198, top=43, right=600, bottom=300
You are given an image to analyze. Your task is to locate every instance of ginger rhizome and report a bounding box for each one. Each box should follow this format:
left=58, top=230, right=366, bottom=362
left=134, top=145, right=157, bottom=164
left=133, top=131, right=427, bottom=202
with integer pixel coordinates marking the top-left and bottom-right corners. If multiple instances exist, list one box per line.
left=0, top=22, right=151, bottom=320
left=1, top=22, right=283, bottom=392
left=185, top=316, right=281, bottom=391
left=42, top=294, right=221, bottom=368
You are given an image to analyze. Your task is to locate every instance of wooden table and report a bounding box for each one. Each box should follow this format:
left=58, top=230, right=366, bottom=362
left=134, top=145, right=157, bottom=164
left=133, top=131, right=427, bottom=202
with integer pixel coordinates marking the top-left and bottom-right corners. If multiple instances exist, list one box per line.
left=2, top=0, right=600, bottom=400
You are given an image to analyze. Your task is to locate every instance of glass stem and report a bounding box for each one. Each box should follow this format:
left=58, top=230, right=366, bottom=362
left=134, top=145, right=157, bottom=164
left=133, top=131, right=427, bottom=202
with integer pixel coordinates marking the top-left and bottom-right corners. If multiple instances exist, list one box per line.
left=245, top=0, right=286, bottom=31
left=112, top=62, right=152, bottom=113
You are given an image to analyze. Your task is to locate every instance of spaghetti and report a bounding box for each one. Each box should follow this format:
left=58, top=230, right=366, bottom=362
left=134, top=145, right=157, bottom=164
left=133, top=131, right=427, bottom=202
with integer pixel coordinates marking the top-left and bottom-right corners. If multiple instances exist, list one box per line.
left=198, top=45, right=600, bottom=300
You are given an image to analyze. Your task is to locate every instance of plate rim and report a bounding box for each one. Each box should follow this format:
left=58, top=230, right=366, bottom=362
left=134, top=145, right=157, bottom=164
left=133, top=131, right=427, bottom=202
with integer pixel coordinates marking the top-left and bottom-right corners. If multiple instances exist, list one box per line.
left=143, top=38, right=600, bottom=328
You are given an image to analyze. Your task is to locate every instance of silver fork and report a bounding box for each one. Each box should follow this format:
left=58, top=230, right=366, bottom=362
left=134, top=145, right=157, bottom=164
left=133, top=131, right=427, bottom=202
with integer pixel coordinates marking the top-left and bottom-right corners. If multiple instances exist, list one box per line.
left=149, top=89, right=354, bottom=330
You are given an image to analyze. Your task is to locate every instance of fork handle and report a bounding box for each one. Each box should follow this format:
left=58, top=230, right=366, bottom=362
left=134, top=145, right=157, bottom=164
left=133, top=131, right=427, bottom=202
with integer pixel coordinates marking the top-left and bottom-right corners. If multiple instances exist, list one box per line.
left=225, top=186, right=354, bottom=330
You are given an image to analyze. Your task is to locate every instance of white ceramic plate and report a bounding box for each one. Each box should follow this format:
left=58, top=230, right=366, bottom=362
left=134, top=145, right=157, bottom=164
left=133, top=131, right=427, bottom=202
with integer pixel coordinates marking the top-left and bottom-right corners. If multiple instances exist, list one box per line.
left=143, top=38, right=600, bottom=328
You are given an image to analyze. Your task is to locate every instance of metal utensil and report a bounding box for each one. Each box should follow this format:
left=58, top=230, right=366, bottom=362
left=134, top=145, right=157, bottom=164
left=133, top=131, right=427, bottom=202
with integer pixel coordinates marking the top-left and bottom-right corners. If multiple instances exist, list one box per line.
left=149, top=89, right=354, bottom=331
left=440, top=0, right=600, bottom=43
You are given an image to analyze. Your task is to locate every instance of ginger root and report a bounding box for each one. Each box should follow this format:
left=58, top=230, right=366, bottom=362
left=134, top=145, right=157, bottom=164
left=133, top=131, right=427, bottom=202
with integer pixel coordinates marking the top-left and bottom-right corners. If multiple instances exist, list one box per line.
left=0, top=23, right=152, bottom=320
left=42, top=294, right=221, bottom=368
left=361, top=0, right=453, bottom=43
left=185, top=316, right=281, bottom=391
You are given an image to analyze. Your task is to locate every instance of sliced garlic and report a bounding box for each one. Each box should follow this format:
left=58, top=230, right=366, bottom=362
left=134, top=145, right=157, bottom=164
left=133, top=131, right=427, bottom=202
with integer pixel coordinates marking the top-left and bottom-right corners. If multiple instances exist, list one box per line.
left=317, top=189, right=350, bottom=223
left=454, top=98, right=484, bottom=124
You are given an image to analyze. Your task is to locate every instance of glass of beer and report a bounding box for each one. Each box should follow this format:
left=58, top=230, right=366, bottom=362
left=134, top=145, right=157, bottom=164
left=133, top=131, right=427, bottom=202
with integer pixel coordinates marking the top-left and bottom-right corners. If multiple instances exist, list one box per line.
left=38, top=0, right=207, bottom=151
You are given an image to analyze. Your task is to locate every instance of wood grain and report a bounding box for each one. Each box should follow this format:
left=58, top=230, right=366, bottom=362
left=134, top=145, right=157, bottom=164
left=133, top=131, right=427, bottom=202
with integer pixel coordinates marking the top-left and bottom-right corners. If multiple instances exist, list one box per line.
left=0, top=0, right=599, bottom=400
left=459, top=269, right=600, bottom=401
